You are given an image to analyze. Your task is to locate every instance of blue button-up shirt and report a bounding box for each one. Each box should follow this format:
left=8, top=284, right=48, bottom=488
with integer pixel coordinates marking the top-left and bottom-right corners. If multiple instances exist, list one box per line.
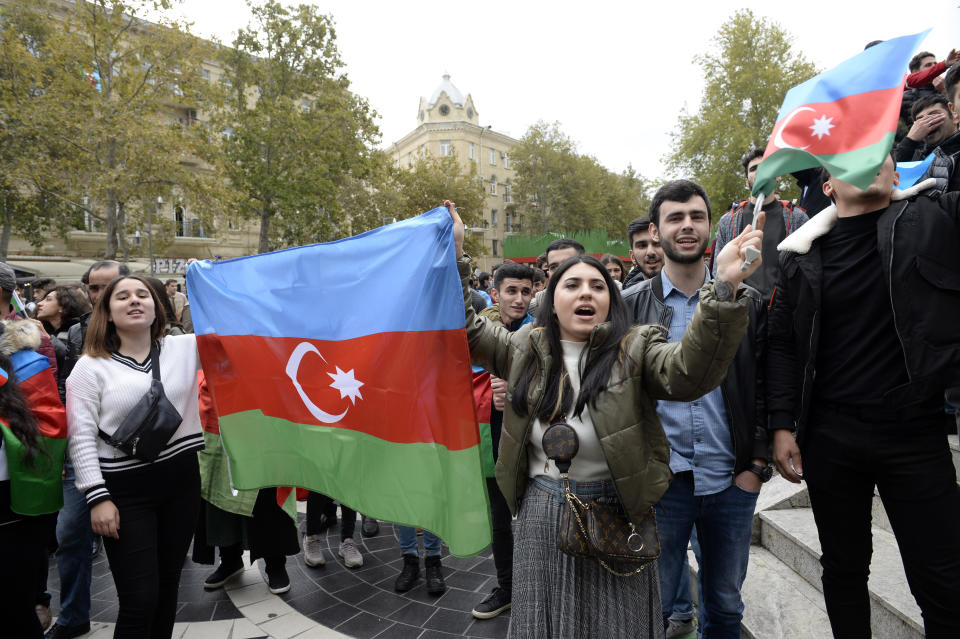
left=655, top=267, right=735, bottom=496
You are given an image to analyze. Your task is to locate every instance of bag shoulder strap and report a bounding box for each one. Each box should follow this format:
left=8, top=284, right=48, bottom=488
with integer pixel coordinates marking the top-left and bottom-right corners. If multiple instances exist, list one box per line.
left=150, top=341, right=161, bottom=382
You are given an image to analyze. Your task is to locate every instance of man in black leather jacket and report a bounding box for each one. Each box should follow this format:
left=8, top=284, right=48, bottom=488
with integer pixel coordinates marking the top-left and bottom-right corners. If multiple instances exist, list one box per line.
left=768, top=155, right=960, bottom=638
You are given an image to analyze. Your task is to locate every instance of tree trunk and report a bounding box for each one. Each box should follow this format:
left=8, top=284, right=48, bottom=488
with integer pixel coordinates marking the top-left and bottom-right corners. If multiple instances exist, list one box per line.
left=116, top=201, right=130, bottom=263
left=104, top=191, right=118, bottom=259
left=258, top=205, right=271, bottom=254
left=0, top=209, right=11, bottom=262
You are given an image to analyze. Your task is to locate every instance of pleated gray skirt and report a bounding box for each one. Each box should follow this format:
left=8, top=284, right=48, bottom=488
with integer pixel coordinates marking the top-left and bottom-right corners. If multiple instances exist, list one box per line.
left=508, top=477, right=664, bottom=639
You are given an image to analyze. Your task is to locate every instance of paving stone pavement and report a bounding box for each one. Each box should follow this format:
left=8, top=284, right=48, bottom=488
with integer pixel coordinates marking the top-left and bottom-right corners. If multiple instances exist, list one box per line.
left=44, top=508, right=511, bottom=638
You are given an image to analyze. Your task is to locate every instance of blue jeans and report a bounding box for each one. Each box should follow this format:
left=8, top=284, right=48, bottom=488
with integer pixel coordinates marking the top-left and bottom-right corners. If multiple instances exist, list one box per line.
left=396, top=525, right=442, bottom=557
left=54, top=460, right=94, bottom=627
left=670, top=530, right=696, bottom=622
left=656, top=475, right=757, bottom=638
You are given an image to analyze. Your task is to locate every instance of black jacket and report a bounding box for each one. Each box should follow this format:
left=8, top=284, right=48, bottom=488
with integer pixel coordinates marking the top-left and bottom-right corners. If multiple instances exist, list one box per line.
left=622, top=273, right=769, bottom=472
left=62, top=313, right=90, bottom=396
left=767, top=190, right=960, bottom=441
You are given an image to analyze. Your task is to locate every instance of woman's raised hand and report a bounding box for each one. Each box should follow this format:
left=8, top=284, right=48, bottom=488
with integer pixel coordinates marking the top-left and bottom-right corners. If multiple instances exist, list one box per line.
left=444, top=200, right=464, bottom=257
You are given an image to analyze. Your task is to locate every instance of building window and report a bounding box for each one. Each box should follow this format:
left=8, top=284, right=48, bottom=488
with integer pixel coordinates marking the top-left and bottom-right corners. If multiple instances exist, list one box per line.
left=201, top=68, right=211, bottom=81
left=505, top=212, right=512, bottom=232
left=492, top=239, right=499, bottom=256
left=503, top=153, right=510, bottom=169
left=491, top=209, right=498, bottom=226
left=408, top=152, right=413, bottom=166
left=490, top=177, right=497, bottom=195
left=394, top=158, right=399, bottom=168
left=489, top=149, right=496, bottom=165
left=440, top=140, right=451, bottom=156
left=504, top=180, right=511, bottom=203
left=469, top=142, right=475, bottom=160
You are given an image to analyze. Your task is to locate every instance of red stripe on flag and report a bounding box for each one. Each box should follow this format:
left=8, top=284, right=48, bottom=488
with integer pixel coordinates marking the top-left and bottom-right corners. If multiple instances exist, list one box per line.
left=764, top=86, right=903, bottom=158
left=198, top=331, right=480, bottom=451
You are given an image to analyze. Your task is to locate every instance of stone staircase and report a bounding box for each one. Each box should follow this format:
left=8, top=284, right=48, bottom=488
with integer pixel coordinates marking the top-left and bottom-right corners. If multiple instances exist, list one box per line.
left=684, top=434, right=960, bottom=638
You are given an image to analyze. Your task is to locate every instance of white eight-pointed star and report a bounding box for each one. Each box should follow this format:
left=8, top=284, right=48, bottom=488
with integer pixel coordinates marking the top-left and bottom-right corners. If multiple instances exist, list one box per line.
left=809, top=115, right=835, bottom=140
left=328, top=367, right=364, bottom=404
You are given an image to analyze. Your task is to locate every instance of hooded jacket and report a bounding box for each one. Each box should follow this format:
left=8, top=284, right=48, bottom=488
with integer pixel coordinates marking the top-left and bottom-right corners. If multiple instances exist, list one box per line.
left=459, top=259, right=751, bottom=529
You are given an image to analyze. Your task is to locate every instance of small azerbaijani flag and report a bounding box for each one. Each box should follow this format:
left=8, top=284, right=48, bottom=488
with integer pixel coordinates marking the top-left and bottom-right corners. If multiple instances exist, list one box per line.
left=753, top=30, right=930, bottom=197
left=187, top=208, right=491, bottom=556
left=10, top=291, right=25, bottom=316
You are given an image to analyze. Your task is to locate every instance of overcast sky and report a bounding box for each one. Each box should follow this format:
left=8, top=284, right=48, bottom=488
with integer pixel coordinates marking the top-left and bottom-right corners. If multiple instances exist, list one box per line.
left=170, top=0, right=960, bottom=180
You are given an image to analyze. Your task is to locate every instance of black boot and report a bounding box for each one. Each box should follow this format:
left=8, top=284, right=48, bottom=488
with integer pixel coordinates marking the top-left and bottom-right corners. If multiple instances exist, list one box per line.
left=424, top=555, right=446, bottom=595
left=394, top=554, right=420, bottom=592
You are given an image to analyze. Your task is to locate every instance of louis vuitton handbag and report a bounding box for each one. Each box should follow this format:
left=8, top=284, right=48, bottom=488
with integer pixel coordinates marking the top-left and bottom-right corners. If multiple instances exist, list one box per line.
left=98, top=343, right=182, bottom=462
left=542, top=420, right=660, bottom=577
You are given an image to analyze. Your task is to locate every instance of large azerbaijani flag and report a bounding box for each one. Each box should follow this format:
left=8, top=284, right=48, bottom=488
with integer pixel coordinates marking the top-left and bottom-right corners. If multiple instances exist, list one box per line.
left=186, top=208, right=491, bottom=556
left=752, top=31, right=930, bottom=197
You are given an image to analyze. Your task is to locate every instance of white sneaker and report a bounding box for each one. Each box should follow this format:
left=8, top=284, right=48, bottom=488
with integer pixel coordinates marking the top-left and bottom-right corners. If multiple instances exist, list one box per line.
left=302, top=534, right=325, bottom=566
left=339, top=538, right=363, bottom=568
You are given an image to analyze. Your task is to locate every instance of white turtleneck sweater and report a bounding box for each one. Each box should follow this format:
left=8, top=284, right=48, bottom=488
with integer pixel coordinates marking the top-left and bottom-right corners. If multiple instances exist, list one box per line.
left=527, top=340, right=610, bottom=481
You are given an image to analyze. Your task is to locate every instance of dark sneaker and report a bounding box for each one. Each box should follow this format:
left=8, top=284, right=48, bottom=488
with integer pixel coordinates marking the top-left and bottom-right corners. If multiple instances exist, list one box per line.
left=424, top=555, right=446, bottom=595
left=361, top=515, right=380, bottom=537
left=394, top=554, right=420, bottom=592
left=45, top=623, right=91, bottom=639
left=203, top=562, right=244, bottom=590
left=666, top=617, right=697, bottom=638
left=471, top=586, right=511, bottom=619
left=266, top=566, right=291, bottom=594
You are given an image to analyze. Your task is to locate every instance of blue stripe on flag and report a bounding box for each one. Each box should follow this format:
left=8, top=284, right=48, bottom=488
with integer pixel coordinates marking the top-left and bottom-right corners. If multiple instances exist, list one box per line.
left=187, top=208, right=465, bottom=340
left=895, top=153, right=935, bottom=190
left=777, top=31, right=930, bottom=117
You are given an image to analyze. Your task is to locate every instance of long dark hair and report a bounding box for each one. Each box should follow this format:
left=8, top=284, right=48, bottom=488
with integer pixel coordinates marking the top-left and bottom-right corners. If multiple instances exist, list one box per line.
left=84, top=276, right=167, bottom=358
left=39, top=285, right=91, bottom=335
left=145, top=277, right=183, bottom=332
left=511, top=255, right=633, bottom=420
left=0, top=349, right=45, bottom=467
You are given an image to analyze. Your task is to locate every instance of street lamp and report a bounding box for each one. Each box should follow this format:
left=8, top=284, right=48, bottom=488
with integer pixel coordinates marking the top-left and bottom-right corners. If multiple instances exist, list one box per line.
left=149, top=196, right=162, bottom=275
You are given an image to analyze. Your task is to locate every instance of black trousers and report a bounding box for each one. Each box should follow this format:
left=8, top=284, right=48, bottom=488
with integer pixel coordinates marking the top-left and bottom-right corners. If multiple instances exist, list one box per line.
left=486, top=477, right=513, bottom=595
left=0, top=510, right=51, bottom=639
left=103, top=454, right=201, bottom=639
left=306, top=492, right=355, bottom=541
left=803, top=406, right=960, bottom=639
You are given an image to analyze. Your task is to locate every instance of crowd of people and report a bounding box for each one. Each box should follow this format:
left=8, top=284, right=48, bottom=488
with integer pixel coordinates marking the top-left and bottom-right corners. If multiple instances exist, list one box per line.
left=1, top=50, right=959, bottom=639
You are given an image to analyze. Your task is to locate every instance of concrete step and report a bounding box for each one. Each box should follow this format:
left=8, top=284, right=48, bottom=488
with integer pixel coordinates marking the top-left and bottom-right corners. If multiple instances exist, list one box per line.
left=760, top=508, right=922, bottom=639
left=740, top=546, right=833, bottom=639
left=685, top=544, right=832, bottom=639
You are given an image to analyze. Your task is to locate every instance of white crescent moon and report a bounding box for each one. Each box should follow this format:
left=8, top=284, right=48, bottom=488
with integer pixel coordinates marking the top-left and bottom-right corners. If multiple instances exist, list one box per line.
left=285, top=342, right=349, bottom=424
left=773, top=106, right=814, bottom=150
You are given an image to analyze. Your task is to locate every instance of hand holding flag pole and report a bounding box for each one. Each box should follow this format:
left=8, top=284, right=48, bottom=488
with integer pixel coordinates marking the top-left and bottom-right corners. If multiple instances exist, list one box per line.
left=445, top=200, right=464, bottom=256
left=715, top=210, right=765, bottom=287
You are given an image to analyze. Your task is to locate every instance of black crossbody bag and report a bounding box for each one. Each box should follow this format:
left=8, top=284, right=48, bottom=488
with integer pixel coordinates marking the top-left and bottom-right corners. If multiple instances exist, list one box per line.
left=98, top=343, right=182, bottom=461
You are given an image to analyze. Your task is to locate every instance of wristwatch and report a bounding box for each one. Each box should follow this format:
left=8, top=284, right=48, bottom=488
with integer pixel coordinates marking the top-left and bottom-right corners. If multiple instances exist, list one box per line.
left=746, top=463, right=773, bottom=483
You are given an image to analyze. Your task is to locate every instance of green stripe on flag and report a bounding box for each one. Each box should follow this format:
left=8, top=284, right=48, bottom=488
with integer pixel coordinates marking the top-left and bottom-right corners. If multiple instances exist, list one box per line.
left=754, top=133, right=897, bottom=196
left=219, top=410, right=492, bottom=557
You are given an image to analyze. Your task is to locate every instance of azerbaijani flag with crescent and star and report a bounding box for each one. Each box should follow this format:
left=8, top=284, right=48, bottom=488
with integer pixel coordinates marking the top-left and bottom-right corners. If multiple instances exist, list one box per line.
left=186, top=208, right=491, bottom=556
left=752, top=30, right=930, bottom=197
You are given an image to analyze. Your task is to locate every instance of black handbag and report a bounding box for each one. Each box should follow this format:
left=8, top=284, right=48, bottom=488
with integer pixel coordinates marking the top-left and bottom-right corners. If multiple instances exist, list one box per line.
left=98, top=343, right=182, bottom=462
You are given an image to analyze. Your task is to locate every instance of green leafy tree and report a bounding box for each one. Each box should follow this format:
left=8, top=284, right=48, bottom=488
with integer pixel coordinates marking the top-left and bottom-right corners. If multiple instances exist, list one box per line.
left=217, top=0, right=379, bottom=253
left=0, top=0, right=227, bottom=260
left=665, top=9, right=817, bottom=217
left=340, top=150, right=485, bottom=256
left=510, top=121, right=652, bottom=240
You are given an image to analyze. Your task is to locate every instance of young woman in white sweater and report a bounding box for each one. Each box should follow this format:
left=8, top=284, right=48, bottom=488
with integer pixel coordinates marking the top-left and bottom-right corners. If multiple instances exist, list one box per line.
left=66, top=276, right=202, bottom=638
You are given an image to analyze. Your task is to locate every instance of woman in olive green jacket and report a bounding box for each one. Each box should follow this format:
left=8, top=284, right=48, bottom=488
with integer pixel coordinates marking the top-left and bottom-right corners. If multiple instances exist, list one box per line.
left=445, top=201, right=764, bottom=638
